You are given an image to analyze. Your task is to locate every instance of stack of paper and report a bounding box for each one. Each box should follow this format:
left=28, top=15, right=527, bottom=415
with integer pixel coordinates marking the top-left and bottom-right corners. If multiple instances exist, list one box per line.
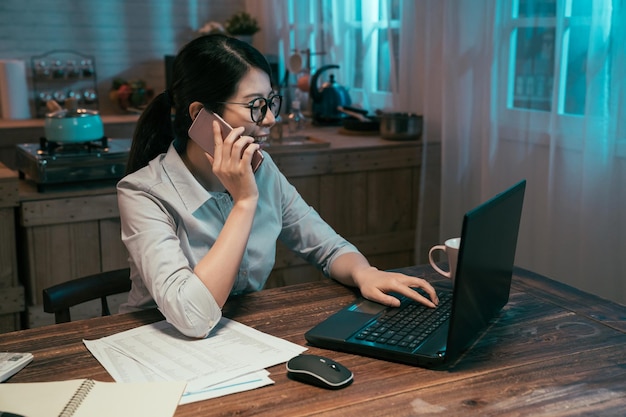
left=84, top=318, right=306, bottom=404
left=0, top=352, right=33, bottom=382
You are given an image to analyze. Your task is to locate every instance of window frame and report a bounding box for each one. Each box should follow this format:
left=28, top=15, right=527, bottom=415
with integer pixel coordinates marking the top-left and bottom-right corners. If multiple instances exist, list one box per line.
left=350, top=0, right=399, bottom=110
left=496, top=0, right=595, bottom=149
left=282, top=0, right=401, bottom=111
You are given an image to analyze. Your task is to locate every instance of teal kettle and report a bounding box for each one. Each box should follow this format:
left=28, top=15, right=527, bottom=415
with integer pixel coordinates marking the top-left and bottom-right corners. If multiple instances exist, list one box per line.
left=309, top=65, right=352, bottom=125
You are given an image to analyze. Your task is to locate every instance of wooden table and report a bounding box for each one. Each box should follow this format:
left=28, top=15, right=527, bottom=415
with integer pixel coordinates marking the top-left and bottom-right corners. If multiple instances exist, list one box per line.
left=1, top=265, right=625, bottom=416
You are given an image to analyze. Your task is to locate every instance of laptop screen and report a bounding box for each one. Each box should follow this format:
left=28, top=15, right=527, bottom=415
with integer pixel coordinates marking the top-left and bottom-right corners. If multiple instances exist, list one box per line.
left=445, top=180, right=526, bottom=360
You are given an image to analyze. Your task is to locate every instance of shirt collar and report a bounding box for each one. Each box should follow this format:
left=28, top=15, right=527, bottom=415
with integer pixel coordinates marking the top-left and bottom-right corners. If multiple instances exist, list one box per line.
left=161, top=143, right=213, bottom=213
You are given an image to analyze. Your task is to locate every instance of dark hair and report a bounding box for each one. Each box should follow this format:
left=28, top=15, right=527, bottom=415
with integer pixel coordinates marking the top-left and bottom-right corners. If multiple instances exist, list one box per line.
left=125, top=34, right=273, bottom=174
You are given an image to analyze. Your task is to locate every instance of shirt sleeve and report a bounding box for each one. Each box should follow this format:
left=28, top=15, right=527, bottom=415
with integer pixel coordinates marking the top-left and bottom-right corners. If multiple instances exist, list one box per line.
left=271, top=160, right=360, bottom=276
left=117, top=177, right=221, bottom=338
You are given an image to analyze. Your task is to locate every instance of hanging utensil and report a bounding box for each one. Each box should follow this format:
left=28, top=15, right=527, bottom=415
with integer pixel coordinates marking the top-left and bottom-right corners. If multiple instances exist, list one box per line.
left=288, top=53, right=303, bottom=73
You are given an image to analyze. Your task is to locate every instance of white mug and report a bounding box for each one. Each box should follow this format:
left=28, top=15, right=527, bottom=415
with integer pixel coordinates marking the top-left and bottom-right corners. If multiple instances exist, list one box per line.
left=428, top=237, right=461, bottom=282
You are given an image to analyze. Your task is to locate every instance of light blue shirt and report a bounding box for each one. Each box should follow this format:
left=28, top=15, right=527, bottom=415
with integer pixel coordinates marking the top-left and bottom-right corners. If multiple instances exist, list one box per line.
left=117, top=143, right=358, bottom=337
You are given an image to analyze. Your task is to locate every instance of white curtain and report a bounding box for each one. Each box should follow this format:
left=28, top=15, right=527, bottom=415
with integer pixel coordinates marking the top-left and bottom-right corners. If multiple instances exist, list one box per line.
left=254, top=0, right=626, bottom=305
left=400, top=0, right=626, bottom=305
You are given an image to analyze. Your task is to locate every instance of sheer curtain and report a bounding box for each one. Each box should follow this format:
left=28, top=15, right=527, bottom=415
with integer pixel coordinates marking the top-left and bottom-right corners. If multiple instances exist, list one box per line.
left=256, top=0, right=444, bottom=258
left=400, top=0, right=625, bottom=305
left=255, top=0, right=625, bottom=305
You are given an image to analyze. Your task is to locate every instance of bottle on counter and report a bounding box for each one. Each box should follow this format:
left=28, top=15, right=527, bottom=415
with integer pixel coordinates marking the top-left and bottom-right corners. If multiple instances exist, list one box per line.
left=269, top=114, right=283, bottom=143
left=287, top=100, right=305, bottom=134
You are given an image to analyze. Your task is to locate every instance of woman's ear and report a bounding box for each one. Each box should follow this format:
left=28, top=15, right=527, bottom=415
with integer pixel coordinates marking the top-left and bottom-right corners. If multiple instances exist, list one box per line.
left=189, top=101, right=204, bottom=121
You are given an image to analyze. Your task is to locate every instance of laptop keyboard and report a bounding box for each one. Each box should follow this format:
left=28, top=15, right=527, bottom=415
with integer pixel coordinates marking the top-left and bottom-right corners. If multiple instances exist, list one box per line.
left=353, top=291, right=453, bottom=350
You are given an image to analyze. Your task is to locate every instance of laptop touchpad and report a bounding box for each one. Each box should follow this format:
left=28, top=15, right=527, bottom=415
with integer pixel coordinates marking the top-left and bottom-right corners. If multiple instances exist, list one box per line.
left=348, top=298, right=387, bottom=315
left=306, top=300, right=384, bottom=342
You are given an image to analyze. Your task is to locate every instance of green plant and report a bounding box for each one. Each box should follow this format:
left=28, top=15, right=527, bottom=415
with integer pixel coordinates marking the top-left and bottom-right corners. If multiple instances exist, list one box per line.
left=109, top=78, right=154, bottom=111
left=225, top=11, right=260, bottom=36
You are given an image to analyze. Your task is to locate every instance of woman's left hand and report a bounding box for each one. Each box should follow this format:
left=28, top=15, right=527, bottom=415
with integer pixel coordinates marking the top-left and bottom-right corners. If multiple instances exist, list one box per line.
left=329, top=252, right=439, bottom=309
left=353, top=266, right=439, bottom=308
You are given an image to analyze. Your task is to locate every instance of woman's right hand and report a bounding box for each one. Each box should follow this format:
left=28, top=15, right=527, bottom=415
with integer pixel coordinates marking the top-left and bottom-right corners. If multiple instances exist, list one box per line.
left=208, top=120, right=259, bottom=204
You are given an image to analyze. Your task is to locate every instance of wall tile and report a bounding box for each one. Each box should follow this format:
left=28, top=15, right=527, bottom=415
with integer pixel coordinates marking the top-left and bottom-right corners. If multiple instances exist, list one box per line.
left=0, top=0, right=246, bottom=116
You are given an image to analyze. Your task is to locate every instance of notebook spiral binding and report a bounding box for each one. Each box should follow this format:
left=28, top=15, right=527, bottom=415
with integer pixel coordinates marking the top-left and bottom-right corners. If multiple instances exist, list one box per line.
left=58, top=379, right=96, bottom=417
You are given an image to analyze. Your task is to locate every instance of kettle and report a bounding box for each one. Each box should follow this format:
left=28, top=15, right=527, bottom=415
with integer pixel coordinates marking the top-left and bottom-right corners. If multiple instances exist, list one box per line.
left=44, top=98, right=104, bottom=143
left=309, top=65, right=352, bottom=125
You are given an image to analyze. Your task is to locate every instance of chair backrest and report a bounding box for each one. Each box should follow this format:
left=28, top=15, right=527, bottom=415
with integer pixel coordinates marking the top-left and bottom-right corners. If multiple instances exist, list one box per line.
left=42, top=268, right=131, bottom=324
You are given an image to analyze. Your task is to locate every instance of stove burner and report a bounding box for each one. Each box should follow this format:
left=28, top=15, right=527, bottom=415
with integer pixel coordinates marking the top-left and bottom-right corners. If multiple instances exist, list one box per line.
left=37, top=136, right=110, bottom=156
left=16, top=137, right=132, bottom=191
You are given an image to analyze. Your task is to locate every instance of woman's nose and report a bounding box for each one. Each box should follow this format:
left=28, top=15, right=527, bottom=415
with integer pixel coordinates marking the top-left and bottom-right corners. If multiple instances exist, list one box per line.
left=259, top=108, right=277, bottom=126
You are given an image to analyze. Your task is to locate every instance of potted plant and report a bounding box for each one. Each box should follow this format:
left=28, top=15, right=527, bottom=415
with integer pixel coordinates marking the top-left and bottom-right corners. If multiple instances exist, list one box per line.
left=225, top=11, right=260, bottom=43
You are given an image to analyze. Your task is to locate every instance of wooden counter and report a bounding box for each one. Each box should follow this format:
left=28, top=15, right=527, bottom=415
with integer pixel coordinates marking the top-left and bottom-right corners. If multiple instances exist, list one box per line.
left=8, top=125, right=439, bottom=329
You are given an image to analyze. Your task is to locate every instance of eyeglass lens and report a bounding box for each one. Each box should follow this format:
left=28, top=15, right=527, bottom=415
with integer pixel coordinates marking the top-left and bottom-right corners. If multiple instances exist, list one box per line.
left=251, top=96, right=282, bottom=122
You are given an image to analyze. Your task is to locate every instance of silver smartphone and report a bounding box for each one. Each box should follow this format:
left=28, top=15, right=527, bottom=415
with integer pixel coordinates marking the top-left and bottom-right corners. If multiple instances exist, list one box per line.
left=188, top=108, right=263, bottom=172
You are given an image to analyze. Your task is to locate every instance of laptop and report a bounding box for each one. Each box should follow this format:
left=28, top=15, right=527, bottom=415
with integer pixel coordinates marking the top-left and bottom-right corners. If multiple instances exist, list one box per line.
left=305, top=179, right=526, bottom=367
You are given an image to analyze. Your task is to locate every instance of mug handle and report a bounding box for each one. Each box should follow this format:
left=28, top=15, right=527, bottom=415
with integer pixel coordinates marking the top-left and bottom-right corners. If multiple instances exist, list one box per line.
left=428, top=245, right=452, bottom=278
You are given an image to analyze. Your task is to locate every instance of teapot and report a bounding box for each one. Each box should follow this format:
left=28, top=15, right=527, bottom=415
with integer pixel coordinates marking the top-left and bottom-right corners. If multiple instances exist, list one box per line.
left=309, top=65, right=352, bottom=125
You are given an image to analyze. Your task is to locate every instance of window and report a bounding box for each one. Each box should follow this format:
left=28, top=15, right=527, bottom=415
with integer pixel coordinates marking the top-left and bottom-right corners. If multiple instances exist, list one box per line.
left=343, top=0, right=400, bottom=92
left=508, top=0, right=591, bottom=115
left=498, top=0, right=607, bottom=142
left=285, top=1, right=324, bottom=69
left=284, top=0, right=400, bottom=111
left=341, top=0, right=400, bottom=109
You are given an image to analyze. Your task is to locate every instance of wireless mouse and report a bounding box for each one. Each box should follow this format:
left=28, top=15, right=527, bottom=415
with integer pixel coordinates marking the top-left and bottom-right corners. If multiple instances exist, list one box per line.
left=286, top=354, right=353, bottom=390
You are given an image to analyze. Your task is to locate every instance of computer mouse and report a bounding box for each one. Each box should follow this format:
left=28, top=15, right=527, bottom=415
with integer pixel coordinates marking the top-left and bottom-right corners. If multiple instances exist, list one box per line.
left=286, top=354, right=353, bottom=390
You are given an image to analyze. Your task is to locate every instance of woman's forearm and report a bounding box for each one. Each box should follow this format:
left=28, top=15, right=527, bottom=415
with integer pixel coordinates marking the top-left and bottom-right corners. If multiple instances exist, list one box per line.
left=193, top=198, right=258, bottom=306
left=328, top=252, right=375, bottom=288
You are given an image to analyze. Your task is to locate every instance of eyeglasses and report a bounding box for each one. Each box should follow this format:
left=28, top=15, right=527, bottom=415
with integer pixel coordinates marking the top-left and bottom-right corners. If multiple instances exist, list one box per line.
left=218, top=94, right=283, bottom=124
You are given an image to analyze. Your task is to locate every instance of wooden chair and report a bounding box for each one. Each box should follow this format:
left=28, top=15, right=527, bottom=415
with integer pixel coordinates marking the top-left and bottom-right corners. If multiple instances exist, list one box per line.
left=42, top=268, right=131, bottom=324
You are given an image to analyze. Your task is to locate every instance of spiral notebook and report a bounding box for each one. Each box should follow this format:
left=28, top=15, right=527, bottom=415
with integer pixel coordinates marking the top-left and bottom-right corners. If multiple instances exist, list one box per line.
left=0, top=378, right=185, bottom=417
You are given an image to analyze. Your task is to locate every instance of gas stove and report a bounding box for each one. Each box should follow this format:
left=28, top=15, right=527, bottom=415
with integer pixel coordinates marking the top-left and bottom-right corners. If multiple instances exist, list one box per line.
left=16, top=137, right=132, bottom=191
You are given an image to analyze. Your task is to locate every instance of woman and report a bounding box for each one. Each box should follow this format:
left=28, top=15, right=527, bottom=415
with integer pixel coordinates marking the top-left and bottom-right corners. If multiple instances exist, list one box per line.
left=118, top=34, right=438, bottom=338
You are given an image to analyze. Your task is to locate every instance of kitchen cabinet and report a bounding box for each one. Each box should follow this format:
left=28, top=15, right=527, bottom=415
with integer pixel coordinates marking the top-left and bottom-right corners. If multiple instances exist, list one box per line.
left=265, top=130, right=425, bottom=288
left=17, top=184, right=128, bottom=328
left=12, top=126, right=439, bottom=328
left=0, top=163, right=23, bottom=333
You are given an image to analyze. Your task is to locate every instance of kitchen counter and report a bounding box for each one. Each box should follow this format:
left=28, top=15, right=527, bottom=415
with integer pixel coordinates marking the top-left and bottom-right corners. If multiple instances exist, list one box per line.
left=1, top=114, right=417, bottom=169
left=13, top=124, right=424, bottom=197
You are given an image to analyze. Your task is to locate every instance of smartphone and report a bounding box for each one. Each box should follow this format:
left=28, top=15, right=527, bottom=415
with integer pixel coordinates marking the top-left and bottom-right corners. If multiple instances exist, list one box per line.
left=188, top=108, right=264, bottom=172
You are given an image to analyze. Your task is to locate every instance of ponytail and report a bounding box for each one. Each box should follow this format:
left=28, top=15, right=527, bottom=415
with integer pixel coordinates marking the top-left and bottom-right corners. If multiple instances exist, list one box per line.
left=125, top=91, right=175, bottom=175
